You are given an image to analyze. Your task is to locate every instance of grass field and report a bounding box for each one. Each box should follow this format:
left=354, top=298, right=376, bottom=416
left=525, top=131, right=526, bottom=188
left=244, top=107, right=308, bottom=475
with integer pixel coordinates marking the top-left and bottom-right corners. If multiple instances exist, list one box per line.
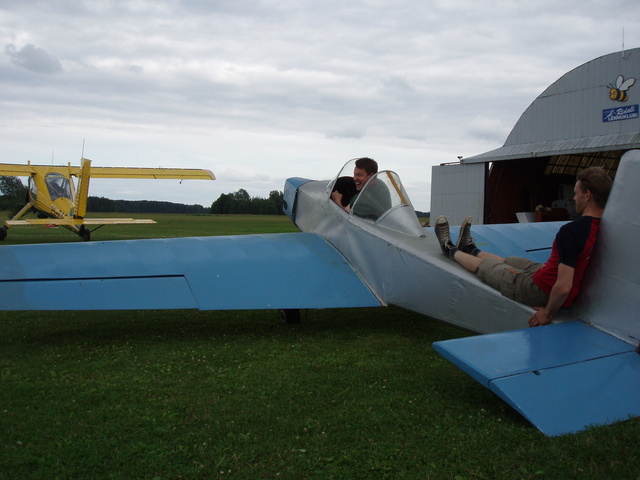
left=0, top=212, right=300, bottom=244
left=1, top=214, right=638, bottom=479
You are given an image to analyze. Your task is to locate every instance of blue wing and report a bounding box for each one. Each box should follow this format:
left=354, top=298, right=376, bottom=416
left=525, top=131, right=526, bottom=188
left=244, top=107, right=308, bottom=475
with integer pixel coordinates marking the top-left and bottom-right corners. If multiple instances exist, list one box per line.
left=0, top=233, right=381, bottom=311
left=433, top=321, right=640, bottom=436
left=440, top=220, right=567, bottom=264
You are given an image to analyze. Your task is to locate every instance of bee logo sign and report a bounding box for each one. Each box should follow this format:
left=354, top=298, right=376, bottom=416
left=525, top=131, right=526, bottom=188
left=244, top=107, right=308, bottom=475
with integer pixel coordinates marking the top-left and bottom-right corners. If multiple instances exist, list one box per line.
left=608, top=75, right=635, bottom=102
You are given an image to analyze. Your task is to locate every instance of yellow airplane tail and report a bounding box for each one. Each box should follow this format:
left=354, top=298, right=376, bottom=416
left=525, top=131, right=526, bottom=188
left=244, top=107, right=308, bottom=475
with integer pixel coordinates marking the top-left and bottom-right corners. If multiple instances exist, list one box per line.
left=74, top=158, right=92, bottom=218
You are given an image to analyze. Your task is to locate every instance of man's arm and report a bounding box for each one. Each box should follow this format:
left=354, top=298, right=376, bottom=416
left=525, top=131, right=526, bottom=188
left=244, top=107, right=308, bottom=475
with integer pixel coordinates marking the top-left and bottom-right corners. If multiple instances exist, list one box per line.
left=330, top=191, right=350, bottom=213
left=528, top=263, right=574, bottom=327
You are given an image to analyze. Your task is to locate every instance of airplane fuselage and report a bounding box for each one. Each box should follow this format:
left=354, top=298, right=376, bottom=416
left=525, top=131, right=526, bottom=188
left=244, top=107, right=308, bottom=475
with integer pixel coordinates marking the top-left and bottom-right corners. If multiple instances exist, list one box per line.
left=28, top=170, right=76, bottom=218
left=283, top=167, right=546, bottom=334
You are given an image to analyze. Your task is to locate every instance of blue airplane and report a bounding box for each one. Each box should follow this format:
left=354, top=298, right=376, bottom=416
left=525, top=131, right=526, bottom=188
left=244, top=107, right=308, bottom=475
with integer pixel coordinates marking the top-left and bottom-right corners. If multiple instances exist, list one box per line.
left=1, top=151, right=639, bottom=436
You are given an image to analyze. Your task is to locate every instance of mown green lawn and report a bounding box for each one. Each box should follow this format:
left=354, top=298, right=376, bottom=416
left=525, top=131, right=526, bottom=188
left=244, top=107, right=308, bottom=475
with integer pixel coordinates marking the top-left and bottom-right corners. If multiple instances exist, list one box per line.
left=1, top=214, right=638, bottom=479
left=0, top=212, right=299, bottom=244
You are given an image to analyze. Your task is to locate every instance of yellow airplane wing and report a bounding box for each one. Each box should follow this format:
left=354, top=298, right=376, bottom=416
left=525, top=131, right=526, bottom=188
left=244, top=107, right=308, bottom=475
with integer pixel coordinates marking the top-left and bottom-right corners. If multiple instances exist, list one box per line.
left=0, top=161, right=215, bottom=180
left=6, top=218, right=157, bottom=226
left=0, top=164, right=37, bottom=176
left=76, top=165, right=216, bottom=180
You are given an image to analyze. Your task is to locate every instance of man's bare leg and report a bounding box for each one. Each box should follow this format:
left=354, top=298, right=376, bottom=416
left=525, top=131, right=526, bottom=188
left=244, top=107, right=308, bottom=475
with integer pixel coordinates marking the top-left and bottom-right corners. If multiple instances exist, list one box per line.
left=452, top=250, right=503, bottom=273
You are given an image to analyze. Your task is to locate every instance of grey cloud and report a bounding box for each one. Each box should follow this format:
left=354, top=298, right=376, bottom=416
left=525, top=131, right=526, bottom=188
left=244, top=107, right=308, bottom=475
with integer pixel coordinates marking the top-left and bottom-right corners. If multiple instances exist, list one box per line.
left=466, top=115, right=511, bottom=143
left=326, top=125, right=365, bottom=139
left=381, top=75, right=416, bottom=93
left=5, top=43, right=63, bottom=74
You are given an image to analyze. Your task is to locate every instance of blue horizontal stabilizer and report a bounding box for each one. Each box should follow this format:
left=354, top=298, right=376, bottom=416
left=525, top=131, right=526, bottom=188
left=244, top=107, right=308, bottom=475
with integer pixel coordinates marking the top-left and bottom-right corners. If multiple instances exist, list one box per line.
left=466, top=221, right=567, bottom=264
left=429, top=221, right=567, bottom=264
left=0, top=233, right=381, bottom=311
left=433, top=321, right=640, bottom=436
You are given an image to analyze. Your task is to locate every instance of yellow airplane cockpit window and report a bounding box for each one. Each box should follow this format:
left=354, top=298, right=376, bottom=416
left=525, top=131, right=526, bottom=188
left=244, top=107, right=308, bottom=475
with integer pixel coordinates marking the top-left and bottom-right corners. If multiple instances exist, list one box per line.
left=28, top=176, right=38, bottom=202
left=45, top=173, right=72, bottom=201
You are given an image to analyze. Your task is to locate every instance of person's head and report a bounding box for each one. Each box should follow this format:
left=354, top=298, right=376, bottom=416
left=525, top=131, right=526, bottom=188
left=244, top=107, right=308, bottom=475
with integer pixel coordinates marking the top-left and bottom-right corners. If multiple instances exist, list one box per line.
left=353, top=157, right=378, bottom=191
left=574, top=166, right=613, bottom=214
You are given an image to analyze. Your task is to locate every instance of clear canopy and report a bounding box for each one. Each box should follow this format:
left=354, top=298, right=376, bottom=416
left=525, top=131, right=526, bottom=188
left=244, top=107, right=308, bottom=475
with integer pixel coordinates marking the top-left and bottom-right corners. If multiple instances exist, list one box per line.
left=327, top=158, right=413, bottom=219
left=45, top=173, right=73, bottom=201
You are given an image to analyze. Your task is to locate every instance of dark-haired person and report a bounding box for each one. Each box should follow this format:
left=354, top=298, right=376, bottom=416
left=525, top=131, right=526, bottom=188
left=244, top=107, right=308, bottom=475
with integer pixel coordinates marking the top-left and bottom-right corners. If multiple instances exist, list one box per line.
left=435, top=166, right=612, bottom=327
left=331, top=157, right=378, bottom=211
left=331, top=157, right=391, bottom=219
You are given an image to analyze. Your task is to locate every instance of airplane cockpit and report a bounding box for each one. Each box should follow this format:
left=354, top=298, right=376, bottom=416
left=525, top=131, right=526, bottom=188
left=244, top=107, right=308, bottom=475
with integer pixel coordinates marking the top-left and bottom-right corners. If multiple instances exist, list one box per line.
left=326, top=159, right=425, bottom=237
left=44, top=173, right=73, bottom=202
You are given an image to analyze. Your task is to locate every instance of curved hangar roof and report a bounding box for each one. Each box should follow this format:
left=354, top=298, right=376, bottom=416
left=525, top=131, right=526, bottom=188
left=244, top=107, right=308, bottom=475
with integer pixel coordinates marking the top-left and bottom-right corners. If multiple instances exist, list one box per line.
left=464, top=48, right=640, bottom=168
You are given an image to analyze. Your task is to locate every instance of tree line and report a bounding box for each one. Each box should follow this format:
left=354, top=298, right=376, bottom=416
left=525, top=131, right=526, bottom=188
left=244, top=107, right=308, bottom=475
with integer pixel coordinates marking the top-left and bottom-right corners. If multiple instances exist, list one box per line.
left=88, top=197, right=209, bottom=214
left=1, top=175, right=285, bottom=215
left=210, top=189, right=285, bottom=215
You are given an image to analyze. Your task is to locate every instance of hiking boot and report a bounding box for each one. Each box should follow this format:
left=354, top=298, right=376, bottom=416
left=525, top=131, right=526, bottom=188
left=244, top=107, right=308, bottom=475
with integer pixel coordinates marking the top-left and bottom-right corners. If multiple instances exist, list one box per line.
left=456, top=216, right=478, bottom=254
left=435, top=216, right=455, bottom=257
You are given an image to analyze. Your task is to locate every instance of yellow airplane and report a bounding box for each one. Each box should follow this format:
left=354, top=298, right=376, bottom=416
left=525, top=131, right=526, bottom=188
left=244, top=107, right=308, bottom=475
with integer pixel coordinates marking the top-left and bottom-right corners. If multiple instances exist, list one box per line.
left=0, top=158, right=215, bottom=241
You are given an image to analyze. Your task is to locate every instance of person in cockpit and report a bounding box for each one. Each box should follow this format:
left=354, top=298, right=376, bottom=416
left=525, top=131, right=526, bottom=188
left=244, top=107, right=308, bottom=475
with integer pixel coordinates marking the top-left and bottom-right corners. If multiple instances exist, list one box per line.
left=331, top=157, right=391, bottom=219
left=331, top=157, right=377, bottom=211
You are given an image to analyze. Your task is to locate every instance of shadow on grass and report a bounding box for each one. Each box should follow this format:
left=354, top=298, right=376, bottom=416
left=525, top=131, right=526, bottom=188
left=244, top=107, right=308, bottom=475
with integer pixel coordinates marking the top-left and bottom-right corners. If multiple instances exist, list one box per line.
left=2, top=306, right=470, bottom=347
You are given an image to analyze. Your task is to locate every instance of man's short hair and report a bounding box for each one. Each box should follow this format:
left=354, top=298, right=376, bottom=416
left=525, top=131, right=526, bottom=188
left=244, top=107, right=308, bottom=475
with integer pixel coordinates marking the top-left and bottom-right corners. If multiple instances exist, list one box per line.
left=577, top=166, right=613, bottom=209
left=355, top=157, right=378, bottom=175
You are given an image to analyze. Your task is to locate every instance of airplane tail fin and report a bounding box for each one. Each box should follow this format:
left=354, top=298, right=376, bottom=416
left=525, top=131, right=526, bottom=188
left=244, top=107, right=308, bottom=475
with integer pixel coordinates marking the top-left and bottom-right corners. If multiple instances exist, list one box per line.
left=74, top=158, right=92, bottom=218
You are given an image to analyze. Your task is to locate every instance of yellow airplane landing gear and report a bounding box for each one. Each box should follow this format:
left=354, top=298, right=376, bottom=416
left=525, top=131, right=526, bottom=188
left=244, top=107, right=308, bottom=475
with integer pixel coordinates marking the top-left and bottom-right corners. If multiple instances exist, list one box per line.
left=79, top=225, right=91, bottom=242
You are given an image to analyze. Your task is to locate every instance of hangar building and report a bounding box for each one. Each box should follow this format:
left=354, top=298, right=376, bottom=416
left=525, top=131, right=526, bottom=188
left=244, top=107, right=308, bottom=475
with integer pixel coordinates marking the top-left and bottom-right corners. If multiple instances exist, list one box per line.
left=431, top=47, right=640, bottom=225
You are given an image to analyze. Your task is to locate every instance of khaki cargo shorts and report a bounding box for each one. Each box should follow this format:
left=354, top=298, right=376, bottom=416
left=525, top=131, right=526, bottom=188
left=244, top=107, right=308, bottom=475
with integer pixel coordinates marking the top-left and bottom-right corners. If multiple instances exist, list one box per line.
left=477, top=256, right=549, bottom=308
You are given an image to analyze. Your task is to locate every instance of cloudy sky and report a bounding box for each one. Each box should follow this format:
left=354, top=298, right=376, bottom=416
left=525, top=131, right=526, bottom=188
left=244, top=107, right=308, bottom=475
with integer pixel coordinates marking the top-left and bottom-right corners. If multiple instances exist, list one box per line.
left=1, top=0, right=639, bottom=211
